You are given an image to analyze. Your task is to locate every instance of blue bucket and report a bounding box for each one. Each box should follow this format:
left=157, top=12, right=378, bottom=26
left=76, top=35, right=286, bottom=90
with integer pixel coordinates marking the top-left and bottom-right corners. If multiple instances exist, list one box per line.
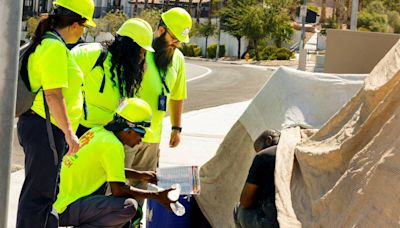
left=146, top=195, right=192, bottom=228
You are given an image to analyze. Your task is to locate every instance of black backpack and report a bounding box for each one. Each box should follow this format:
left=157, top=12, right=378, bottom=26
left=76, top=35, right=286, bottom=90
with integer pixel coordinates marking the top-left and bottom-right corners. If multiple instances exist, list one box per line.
left=15, top=33, right=60, bottom=117
left=16, top=33, right=62, bottom=166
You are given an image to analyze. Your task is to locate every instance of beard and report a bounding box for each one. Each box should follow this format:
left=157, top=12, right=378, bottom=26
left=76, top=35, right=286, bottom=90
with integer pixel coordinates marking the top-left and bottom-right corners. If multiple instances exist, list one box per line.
left=153, top=32, right=175, bottom=73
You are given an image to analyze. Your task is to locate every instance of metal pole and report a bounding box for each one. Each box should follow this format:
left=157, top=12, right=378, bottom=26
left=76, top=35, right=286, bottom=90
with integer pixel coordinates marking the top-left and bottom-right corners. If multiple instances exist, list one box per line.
left=215, top=1, right=222, bottom=62
left=299, top=0, right=307, bottom=51
left=298, top=0, right=307, bottom=70
left=350, top=0, right=359, bottom=30
left=0, top=0, right=23, bottom=227
left=215, top=18, right=221, bottom=61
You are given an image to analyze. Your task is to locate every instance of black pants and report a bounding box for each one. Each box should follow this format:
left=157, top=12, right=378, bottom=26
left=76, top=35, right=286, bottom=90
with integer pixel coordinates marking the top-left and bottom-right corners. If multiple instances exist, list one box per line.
left=59, top=195, right=137, bottom=228
left=16, top=111, right=66, bottom=228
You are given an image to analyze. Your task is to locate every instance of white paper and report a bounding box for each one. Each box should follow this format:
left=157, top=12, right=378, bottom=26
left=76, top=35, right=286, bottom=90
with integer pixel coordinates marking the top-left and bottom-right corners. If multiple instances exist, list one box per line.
left=156, top=166, right=200, bottom=195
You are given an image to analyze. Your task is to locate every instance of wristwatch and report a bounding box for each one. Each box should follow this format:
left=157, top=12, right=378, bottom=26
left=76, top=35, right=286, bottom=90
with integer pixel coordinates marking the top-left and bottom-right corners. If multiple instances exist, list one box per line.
left=171, top=126, right=182, bottom=132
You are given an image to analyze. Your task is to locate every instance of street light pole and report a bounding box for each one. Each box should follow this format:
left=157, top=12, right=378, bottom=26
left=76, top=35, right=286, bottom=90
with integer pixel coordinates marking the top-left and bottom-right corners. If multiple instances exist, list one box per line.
left=215, top=0, right=223, bottom=62
left=0, top=0, right=23, bottom=227
left=215, top=17, right=221, bottom=61
left=298, top=0, right=307, bottom=71
left=350, top=0, right=359, bottom=30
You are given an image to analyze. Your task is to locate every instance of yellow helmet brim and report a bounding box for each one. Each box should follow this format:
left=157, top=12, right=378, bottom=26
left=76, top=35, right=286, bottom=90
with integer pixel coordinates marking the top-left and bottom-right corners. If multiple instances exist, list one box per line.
left=84, top=19, right=96, bottom=27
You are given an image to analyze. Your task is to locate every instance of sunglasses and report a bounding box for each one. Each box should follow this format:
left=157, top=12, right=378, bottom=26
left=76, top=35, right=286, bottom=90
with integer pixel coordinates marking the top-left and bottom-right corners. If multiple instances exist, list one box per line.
left=124, top=127, right=146, bottom=137
left=165, top=28, right=179, bottom=42
left=126, top=121, right=151, bottom=128
left=124, top=121, right=151, bottom=137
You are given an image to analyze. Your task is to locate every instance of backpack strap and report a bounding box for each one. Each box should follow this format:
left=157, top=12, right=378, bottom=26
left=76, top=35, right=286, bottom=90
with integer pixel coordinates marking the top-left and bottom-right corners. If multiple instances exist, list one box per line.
left=19, top=43, right=35, bottom=92
left=42, top=33, right=62, bottom=42
left=20, top=33, right=62, bottom=93
left=41, top=33, right=64, bottom=166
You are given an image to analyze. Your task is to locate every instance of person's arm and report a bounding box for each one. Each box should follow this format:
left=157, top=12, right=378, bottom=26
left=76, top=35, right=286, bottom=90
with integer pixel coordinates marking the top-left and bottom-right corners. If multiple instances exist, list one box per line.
left=240, top=183, right=259, bottom=208
left=169, top=99, right=183, bottom=148
left=109, top=182, right=175, bottom=210
left=125, top=168, right=157, bottom=184
left=44, top=88, right=80, bottom=155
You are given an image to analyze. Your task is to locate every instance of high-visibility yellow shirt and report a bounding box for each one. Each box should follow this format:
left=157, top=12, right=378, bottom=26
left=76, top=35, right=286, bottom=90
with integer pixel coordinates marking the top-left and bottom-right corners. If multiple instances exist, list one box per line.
left=29, top=31, right=84, bottom=132
left=53, top=127, right=126, bottom=213
left=135, top=50, right=187, bottom=143
left=71, top=43, right=122, bottom=128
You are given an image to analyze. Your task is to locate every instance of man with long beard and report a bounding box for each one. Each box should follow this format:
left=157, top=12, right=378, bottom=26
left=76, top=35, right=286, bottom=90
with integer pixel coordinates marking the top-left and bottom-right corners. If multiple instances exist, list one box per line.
left=124, top=7, right=192, bottom=187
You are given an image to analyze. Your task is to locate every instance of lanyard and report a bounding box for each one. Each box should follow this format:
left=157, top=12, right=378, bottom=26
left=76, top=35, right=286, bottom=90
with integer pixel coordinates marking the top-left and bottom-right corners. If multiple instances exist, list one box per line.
left=159, top=70, right=170, bottom=95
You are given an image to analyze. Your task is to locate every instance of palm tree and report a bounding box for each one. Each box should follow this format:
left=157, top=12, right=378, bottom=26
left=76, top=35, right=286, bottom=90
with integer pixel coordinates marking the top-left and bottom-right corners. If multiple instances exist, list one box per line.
left=133, top=0, right=138, bottom=15
left=321, top=0, right=327, bottom=22
left=335, top=0, right=346, bottom=26
left=208, top=0, right=213, bottom=20
left=163, top=0, right=170, bottom=11
left=187, top=0, right=193, bottom=15
left=196, top=0, right=203, bottom=23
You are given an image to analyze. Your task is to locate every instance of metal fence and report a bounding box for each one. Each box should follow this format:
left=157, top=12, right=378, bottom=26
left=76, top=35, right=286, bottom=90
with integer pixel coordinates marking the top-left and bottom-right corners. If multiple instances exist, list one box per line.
left=22, top=3, right=210, bottom=20
left=94, top=3, right=209, bottom=18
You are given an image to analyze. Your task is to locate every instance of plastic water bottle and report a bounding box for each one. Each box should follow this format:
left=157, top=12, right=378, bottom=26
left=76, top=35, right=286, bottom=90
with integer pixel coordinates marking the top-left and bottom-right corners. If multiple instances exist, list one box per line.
left=147, top=183, right=186, bottom=216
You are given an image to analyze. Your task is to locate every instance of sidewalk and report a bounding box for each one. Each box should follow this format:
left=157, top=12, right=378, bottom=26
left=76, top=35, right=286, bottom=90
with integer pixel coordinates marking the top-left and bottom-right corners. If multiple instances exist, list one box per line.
left=7, top=100, right=251, bottom=228
left=186, top=56, right=322, bottom=73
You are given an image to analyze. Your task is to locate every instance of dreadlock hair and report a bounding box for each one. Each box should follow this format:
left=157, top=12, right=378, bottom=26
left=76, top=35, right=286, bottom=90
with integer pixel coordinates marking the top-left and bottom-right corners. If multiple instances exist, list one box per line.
left=29, top=6, right=86, bottom=52
left=102, top=35, right=145, bottom=98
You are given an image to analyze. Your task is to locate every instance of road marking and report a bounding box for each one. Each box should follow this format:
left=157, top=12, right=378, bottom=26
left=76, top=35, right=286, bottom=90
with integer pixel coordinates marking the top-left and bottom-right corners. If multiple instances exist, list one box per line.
left=241, top=64, right=278, bottom=71
left=187, top=65, right=212, bottom=82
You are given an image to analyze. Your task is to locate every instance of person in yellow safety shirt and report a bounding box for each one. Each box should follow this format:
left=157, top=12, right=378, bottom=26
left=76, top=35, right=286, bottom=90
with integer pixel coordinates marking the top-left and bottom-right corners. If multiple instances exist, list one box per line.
left=71, top=18, right=155, bottom=138
left=16, top=0, right=96, bottom=227
left=54, top=98, right=176, bottom=227
left=125, top=7, right=192, bottom=178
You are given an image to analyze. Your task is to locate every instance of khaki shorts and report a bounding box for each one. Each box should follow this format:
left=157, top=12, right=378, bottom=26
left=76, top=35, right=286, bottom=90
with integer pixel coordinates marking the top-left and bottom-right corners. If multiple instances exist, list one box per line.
left=123, top=142, right=161, bottom=205
left=124, top=142, right=160, bottom=171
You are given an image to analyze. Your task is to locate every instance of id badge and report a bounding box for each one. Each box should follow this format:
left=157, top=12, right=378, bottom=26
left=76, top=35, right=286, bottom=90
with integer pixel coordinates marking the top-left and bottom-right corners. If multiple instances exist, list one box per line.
left=158, top=94, right=167, bottom=111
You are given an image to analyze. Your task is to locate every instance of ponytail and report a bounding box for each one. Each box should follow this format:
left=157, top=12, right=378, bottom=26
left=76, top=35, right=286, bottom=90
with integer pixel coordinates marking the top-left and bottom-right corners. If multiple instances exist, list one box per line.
left=28, top=6, right=87, bottom=52
left=29, top=14, right=54, bottom=51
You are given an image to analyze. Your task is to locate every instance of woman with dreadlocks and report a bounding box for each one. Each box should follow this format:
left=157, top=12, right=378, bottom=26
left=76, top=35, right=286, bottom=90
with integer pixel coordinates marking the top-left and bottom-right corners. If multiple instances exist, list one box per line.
left=71, top=18, right=154, bottom=137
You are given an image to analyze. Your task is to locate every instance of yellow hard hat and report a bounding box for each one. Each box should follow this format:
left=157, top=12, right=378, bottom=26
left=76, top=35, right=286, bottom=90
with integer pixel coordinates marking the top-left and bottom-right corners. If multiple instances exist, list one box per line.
left=161, top=7, right=192, bottom=43
left=53, top=0, right=96, bottom=27
left=116, top=98, right=153, bottom=136
left=117, top=18, right=155, bottom=52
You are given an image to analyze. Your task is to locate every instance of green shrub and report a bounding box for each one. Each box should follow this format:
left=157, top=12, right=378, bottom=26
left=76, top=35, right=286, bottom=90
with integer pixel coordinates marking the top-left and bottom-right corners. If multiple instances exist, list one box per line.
left=250, top=45, right=292, bottom=60
left=193, top=47, right=202, bottom=57
left=276, top=52, right=290, bottom=60
left=307, top=4, right=319, bottom=13
left=248, top=49, right=256, bottom=59
left=321, top=17, right=339, bottom=35
left=179, top=44, right=202, bottom=57
left=260, top=46, right=277, bottom=60
left=268, top=53, right=277, bottom=60
left=207, top=44, right=225, bottom=58
left=358, top=11, right=388, bottom=32
left=358, top=27, right=370, bottom=32
left=388, top=10, right=400, bottom=33
left=276, top=47, right=292, bottom=60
